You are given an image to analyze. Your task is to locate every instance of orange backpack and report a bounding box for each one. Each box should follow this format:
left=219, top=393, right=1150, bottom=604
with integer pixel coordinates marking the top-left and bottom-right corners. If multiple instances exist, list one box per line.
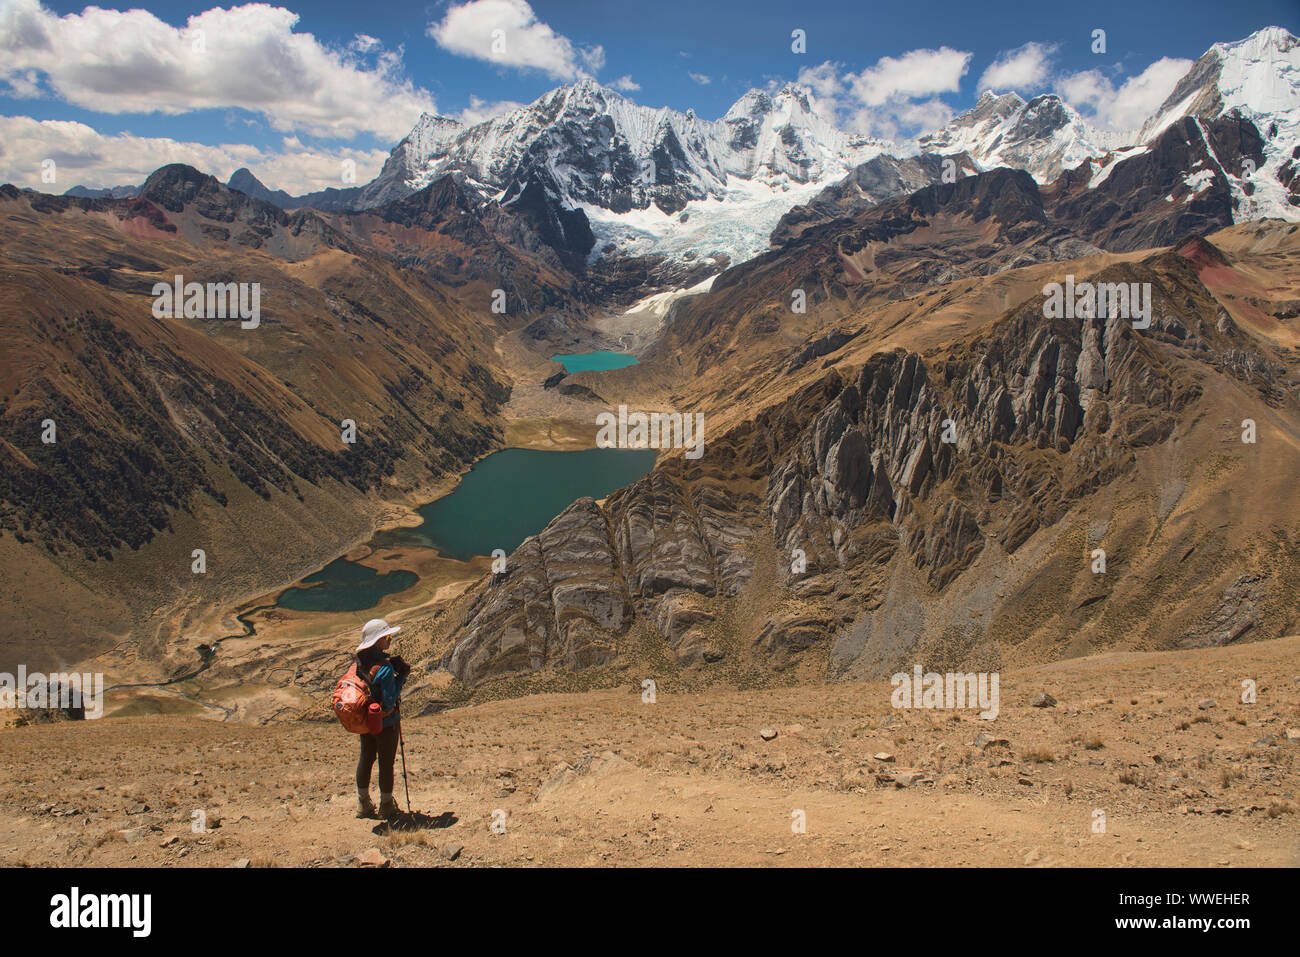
left=331, top=660, right=388, bottom=733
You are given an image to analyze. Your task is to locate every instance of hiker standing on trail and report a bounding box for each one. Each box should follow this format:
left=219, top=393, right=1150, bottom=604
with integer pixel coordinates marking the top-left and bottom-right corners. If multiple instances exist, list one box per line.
left=353, top=618, right=410, bottom=818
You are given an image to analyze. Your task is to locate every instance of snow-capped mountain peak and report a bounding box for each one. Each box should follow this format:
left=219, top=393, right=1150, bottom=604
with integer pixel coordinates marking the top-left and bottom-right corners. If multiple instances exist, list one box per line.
left=354, top=78, right=892, bottom=266
left=1137, top=25, right=1299, bottom=220
left=721, top=83, right=888, bottom=184
left=336, top=26, right=1298, bottom=273
left=401, top=113, right=464, bottom=167
left=390, top=79, right=887, bottom=206
left=1213, top=25, right=1299, bottom=115
left=919, top=90, right=1108, bottom=184
left=1141, top=25, right=1299, bottom=141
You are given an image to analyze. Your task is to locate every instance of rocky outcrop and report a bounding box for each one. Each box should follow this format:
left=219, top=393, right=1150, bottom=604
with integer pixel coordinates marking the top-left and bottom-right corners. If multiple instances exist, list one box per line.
left=1182, top=574, right=1263, bottom=647
left=557, top=383, right=602, bottom=401
left=446, top=473, right=761, bottom=682
left=343, top=173, right=594, bottom=313
left=448, top=498, right=628, bottom=684
left=139, top=164, right=292, bottom=248
left=498, top=168, right=596, bottom=268
left=785, top=327, right=858, bottom=373
left=764, top=266, right=1182, bottom=588
left=226, top=167, right=363, bottom=212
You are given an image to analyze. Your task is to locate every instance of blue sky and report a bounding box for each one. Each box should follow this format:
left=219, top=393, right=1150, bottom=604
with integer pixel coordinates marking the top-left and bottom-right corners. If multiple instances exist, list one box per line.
left=1, top=0, right=1295, bottom=192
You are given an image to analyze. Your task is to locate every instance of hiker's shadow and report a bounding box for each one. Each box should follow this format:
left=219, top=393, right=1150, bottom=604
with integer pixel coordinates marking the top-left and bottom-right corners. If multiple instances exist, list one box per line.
left=372, top=810, right=457, bottom=835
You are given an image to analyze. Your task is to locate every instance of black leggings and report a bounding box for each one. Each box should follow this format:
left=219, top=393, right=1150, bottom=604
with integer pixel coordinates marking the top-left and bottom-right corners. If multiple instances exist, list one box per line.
left=357, top=724, right=399, bottom=793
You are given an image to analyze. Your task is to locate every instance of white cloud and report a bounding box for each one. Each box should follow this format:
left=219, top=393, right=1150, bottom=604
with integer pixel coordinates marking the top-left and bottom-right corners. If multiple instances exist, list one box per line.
left=688, top=72, right=711, bottom=86
left=978, top=42, right=1057, bottom=93
left=848, top=47, right=971, bottom=106
left=457, top=95, right=525, bottom=125
left=881, top=98, right=957, bottom=135
left=1055, top=71, right=1111, bottom=116
left=350, top=33, right=381, bottom=54
left=608, top=75, right=639, bottom=92
left=580, top=45, right=605, bottom=75
left=0, top=0, right=436, bottom=140
left=2, top=68, right=42, bottom=98
left=797, top=47, right=971, bottom=139
left=795, top=61, right=842, bottom=101
left=0, top=114, right=386, bottom=194
left=247, top=144, right=388, bottom=195
left=428, top=0, right=603, bottom=80
left=1056, top=57, right=1191, bottom=130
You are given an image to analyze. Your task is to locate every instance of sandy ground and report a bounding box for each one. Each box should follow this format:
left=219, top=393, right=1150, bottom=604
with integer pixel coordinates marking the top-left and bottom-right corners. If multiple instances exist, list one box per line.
left=1, top=636, right=1296, bottom=867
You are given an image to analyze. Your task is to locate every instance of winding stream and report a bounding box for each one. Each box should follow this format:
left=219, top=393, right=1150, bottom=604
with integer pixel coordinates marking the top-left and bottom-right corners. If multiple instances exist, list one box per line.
left=105, top=602, right=275, bottom=693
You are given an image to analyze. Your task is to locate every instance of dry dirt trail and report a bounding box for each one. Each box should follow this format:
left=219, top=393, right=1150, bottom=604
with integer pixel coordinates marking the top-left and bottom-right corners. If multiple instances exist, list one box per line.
left=1, top=637, right=1296, bottom=867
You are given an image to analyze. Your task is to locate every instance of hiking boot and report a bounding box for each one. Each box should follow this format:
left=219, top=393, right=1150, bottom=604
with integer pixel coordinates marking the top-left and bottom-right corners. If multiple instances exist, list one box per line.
left=356, top=791, right=377, bottom=819
left=378, top=793, right=400, bottom=818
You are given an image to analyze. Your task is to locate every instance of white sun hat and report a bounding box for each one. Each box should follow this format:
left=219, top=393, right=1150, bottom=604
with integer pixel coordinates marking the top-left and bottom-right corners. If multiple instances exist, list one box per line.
left=357, top=617, right=401, bottom=652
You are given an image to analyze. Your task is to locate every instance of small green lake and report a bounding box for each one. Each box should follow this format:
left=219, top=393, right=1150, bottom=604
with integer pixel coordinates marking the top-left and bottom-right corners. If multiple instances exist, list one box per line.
left=276, top=557, right=418, bottom=613
left=550, top=351, right=640, bottom=373
left=274, top=447, right=657, bottom=612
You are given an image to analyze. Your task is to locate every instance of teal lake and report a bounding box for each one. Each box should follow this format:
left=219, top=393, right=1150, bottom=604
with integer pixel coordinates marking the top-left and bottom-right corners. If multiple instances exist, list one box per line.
left=376, top=446, right=658, bottom=559
left=550, top=351, right=640, bottom=373
left=274, top=447, right=657, bottom=611
left=276, top=557, right=418, bottom=613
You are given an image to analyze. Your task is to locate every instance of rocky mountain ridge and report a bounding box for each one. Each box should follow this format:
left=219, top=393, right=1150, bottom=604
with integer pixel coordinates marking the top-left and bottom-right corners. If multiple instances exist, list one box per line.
left=220, top=27, right=1296, bottom=276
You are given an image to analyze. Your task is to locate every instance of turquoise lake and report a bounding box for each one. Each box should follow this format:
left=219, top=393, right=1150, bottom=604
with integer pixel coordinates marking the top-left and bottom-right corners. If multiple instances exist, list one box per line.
left=550, top=351, right=640, bottom=373
left=276, top=557, right=418, bottom=613
left=275, top=447, right=657, bottom=611
left=377, top=446, right=658, bottom=560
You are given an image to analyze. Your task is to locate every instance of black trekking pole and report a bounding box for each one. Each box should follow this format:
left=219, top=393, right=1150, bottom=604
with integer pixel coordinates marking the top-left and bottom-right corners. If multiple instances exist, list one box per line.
left=397, top=719, right=411, bottom=814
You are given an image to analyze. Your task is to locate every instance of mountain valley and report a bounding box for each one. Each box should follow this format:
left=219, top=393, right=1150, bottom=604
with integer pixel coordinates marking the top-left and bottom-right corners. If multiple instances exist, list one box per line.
left=1, top=25, right=1298, bottom=736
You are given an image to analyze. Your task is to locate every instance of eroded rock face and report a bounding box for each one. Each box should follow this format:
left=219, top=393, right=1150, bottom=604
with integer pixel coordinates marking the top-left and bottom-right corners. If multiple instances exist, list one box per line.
left=763, top=279, right=1170, bottom=592
left=613, top=470, right=719, bottom=599
left=756, top=612, right=835, bottom=670
left=448, top=498, right=628, bottom=684
left=445, top=474, right=761, bottom=683
left=771, top=153, right=969, bottom=246
left=652, top=590, right=718, bottom=664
